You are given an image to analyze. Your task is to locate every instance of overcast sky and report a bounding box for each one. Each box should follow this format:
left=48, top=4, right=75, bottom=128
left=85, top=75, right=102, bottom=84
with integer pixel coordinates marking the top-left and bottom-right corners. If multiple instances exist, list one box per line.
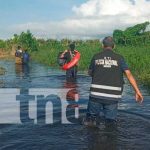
left=0, top=0, right=150, bottom=39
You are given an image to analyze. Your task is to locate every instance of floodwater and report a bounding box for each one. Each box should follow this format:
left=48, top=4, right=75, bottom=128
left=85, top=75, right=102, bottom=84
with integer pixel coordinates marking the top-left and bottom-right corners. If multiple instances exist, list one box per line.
left=0, top=60, right=150, bottom=150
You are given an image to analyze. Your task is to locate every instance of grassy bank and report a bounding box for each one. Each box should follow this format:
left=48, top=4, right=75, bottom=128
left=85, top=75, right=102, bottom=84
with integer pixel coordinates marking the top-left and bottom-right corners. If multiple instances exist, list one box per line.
left=31, top=40, right=101, bottom=70
left=31, top=41, right=150, bottom=87
left=115, top=45, right=150, bottom=87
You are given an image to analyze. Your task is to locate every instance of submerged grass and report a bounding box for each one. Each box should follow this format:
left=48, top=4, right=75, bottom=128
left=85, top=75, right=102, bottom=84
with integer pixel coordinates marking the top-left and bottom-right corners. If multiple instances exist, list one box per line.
left=31, top=41, right=150, bottom=87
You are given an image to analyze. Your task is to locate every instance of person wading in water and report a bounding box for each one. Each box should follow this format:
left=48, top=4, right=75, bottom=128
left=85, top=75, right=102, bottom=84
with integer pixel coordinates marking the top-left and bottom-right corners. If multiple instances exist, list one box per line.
left=60, top=43, right=78, bottom=81
left=84, top=36, right=143, bottom=126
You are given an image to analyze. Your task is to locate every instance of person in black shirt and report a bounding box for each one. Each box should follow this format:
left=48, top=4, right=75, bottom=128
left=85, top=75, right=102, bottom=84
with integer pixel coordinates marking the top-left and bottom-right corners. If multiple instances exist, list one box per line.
left=84, top=36, right=143, bottom=126
left=60, top=43, right=78, bottom=80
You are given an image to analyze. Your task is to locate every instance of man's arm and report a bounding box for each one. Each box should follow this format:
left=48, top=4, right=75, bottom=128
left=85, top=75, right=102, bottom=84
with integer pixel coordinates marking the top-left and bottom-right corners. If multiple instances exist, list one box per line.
left=60, top=50, right=68, bottom=58
left=124, top=70, right=143, bottom=103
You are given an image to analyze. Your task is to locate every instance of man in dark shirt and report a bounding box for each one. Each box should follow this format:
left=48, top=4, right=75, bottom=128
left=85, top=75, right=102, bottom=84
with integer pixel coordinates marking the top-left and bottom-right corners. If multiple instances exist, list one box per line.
left=60, top=43, right=78, bottom=80
left=84, top=36, right=143, bottom=126
left=22, top=50, right=30, bottom=64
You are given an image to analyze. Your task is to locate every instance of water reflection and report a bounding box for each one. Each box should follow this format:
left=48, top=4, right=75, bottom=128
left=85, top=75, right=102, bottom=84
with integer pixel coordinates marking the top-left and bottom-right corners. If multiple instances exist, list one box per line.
left=0, top=67, right=6, bottom=87
left=64, top=79, right=79, bottom=99
left=86, top=128, right=118, bottom=150
left=64, top=78, right=79, bottom=106
left=15, top=64, right=31, bottom=89
left=15, top=64, right=30, bottom=78
left=0, top=79, right=5, bottom=87
left=62, top=78, right=81, bottom=123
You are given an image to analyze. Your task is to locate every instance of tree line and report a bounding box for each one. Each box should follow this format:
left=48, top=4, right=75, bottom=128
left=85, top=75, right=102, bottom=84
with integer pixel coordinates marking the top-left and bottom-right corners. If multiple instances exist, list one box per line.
left=0, top=21, right=150, bottom=52
left=113, top=21, right=150, bottom=46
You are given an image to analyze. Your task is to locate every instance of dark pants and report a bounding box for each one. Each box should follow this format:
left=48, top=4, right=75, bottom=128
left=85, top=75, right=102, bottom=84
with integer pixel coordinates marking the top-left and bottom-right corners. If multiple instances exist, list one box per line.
left=66, top=66, right=77, bottom=79
left=86, top=98, right=118, bottom=122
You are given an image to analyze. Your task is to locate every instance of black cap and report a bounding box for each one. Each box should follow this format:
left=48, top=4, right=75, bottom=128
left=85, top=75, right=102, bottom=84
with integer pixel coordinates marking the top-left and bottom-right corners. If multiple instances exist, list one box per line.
left=69, top=42, right=75, bottom=50
left=102, top=36, right=114, bottom=47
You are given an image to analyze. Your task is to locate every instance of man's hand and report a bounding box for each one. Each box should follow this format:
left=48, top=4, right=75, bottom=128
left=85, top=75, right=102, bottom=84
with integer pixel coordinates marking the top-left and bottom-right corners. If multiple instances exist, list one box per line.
left=135, top=91, right=143, bottom=103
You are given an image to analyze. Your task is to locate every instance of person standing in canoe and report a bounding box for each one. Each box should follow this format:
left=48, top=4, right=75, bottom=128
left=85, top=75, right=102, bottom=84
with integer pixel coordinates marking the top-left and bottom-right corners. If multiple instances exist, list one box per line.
left=84, top=36, right=143, bottom=126
left=60, top=42, right=79, bottom=80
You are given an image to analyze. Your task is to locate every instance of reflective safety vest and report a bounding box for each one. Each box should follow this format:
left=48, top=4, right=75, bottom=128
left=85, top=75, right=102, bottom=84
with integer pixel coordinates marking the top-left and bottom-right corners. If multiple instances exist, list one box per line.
left=90, top=49, right=124, bottom=101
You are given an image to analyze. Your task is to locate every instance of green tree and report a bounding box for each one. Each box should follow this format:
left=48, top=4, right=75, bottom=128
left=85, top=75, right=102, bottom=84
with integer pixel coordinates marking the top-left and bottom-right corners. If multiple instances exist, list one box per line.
left=113, top=29, right=124, bottom=44
left=0, top=39, right=6, bottom=48
left=12, top=30, right=38, bottom=52
left=113, top=21, right=150, bottom=46
left=124, top=21, right=149, bottom=37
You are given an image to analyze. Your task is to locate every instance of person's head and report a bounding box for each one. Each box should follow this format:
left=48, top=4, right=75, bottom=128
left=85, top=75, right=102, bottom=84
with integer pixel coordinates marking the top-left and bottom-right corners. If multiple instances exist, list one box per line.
left=69, top=42, right=75, bottom=51
left=102, top=36, right=115, bottom=49
left=24, top=49, right=27, bottom=53
left=17, top=46, right=21, bottom=50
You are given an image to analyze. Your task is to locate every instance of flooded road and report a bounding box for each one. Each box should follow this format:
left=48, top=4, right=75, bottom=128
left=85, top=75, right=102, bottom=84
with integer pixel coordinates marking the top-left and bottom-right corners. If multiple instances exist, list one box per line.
left=0, top=60, right=150, bottom=150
